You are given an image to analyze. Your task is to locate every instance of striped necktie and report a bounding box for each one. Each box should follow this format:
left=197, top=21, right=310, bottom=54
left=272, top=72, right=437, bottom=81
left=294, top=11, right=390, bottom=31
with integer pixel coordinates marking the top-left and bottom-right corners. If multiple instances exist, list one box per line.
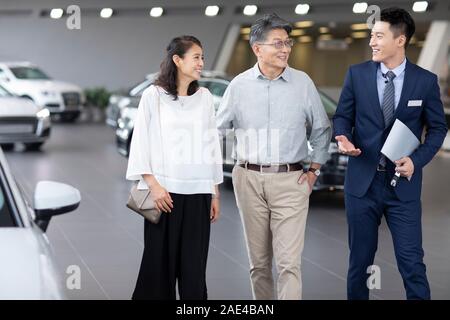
left=379, top=70, right=396, bottom=167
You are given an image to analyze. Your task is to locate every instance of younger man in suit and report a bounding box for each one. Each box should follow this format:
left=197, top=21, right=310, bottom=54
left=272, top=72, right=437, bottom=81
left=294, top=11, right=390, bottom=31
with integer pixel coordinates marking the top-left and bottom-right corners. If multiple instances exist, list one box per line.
left=333, top=7, right=447, bottom=299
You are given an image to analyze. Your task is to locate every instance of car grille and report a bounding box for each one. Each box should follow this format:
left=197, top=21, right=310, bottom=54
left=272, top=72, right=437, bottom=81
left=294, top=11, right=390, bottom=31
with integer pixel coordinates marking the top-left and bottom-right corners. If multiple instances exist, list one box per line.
left=0, top=117, right=38, bottom=136
left=62, top=92, right=80, bottom=107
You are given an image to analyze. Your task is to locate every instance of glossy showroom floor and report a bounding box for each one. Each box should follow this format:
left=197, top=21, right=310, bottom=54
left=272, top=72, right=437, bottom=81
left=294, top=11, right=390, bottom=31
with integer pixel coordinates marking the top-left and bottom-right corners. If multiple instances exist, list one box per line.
left=5, top=123, right=450, bottom=300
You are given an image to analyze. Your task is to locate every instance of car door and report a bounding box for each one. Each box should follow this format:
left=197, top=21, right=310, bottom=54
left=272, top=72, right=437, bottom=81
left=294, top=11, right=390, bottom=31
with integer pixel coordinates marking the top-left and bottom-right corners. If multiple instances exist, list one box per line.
left=0, top=155, right=64, bottom=299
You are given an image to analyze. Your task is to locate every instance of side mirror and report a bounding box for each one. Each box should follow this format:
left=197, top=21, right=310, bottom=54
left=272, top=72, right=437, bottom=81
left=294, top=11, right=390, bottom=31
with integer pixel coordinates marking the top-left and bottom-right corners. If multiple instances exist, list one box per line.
left=34, top=181, right=81, bottom=232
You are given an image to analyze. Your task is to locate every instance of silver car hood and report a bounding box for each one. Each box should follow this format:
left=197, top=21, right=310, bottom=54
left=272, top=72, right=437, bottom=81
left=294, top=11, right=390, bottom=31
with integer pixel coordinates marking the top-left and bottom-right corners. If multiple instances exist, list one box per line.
left=0, top=97, right=39, bottom=117
left=14, top=79, right=82, bottom=93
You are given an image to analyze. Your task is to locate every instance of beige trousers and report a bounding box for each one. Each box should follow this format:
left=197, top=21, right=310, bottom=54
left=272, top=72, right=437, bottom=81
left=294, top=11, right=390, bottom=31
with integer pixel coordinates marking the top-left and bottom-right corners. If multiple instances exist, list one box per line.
left=232, top=165, right=310, bottom=300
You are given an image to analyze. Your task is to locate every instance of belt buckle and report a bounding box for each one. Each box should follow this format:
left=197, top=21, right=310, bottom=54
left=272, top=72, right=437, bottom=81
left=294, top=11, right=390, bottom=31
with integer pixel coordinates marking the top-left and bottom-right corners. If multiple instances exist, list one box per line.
left=260, top=164, right=272, bottom=174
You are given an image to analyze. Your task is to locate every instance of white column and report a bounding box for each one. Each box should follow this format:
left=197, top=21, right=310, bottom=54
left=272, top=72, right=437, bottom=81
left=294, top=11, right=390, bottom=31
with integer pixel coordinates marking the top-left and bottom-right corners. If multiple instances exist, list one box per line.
left=212, top=24, right=241, bottom=73
left=417, top=20, right=450, bottom=76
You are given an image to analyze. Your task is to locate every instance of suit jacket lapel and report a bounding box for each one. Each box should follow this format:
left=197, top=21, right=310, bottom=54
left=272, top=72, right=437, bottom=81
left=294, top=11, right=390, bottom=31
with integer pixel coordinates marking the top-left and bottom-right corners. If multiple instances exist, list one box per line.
left=395, top=59, right=416, bottom=118
left=366, top=61, right=384, bottom=124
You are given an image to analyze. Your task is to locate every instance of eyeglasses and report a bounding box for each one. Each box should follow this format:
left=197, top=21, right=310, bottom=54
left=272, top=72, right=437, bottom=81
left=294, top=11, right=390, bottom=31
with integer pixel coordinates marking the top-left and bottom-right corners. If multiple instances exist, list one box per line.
left=258, top=39, right=294, bottom=49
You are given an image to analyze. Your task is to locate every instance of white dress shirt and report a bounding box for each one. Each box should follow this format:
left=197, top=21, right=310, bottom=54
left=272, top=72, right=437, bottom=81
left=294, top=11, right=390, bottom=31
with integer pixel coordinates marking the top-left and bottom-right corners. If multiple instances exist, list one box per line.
left=126, top=85, right=223, bottom=195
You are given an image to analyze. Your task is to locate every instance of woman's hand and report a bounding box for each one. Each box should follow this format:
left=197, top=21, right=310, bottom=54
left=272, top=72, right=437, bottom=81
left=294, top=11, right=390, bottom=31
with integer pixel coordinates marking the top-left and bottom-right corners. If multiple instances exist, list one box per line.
left=150, top=183, right=173, bottom=213
left=210, top=198, right=220, bottom=223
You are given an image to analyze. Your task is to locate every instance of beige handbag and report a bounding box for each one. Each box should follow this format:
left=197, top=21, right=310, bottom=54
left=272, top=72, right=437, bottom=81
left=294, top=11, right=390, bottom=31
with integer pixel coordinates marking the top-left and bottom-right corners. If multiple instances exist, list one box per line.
left=126, top=86, right=164, bottom=224
left=126, top=183, right=161, bottom=224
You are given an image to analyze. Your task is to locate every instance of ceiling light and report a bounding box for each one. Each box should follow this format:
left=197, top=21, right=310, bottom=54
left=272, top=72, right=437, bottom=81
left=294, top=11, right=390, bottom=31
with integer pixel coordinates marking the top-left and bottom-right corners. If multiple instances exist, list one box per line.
left=295, top=21, right=314, bottom=28
left=205, top=6, right=220, bottom=16
left=291, top=29, right=306, bottom=36
left=50, top=8, right=63, bottom=19
left=295, top=4, right=310, bottom=15
left=319, top=27, right=329, bottom=33
left=319, top=34, right=333, bottom=41
left=298, top=36, right=313, bottom=43
left=243, top=5, right=258, bottom=16
left=412, top=1, right=428, bottom=12
left=353, top=2, right=368, bottom=14
left=100, top=8, right=113, bottom=19
left=350, top=23, right=369, bottom=30
left=150, top=7, right=164, bottom=17
left=351, top=31, right=368, bottom=39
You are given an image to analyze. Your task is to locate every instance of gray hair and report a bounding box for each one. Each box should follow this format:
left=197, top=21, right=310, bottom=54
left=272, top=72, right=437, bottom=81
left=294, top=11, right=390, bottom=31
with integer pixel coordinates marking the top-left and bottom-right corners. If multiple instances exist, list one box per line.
left=249, top=13, right=292, bottom=46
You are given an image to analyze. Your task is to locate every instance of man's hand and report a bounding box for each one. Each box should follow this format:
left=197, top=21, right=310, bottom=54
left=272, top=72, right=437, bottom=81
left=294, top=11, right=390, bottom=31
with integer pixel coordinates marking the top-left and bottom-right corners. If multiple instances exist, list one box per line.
left=298, top=171, right=317, bottom=194
left=335, top=135, right=362, bottom=157
left=395, top=157, right=414, bottom=179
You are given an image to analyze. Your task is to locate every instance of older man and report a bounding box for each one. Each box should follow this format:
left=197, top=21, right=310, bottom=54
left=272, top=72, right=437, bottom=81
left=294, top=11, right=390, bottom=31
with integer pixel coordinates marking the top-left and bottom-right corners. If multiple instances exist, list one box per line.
left=216, top=13, right=331, bottom=300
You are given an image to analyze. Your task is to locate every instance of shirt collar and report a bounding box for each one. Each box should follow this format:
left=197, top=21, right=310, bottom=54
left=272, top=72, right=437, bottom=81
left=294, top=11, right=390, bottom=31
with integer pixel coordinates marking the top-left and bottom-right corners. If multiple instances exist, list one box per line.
left=253, top=63, right=291, bottom=82
left=380, top=58, right=406, bottom=77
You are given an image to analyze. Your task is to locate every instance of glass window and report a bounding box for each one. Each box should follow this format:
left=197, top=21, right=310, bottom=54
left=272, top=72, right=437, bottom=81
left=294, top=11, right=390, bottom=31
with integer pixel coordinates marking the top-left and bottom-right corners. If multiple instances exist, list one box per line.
left=9, top=67, right=51, bottom=80
left=0, top=68, right=8, bottom=82
left=0, top=84, right=12, bottom=97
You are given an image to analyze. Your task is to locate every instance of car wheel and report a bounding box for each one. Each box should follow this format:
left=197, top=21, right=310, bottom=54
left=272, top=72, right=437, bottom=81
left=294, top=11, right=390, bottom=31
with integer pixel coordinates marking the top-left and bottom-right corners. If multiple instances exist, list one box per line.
left=0, top=143, right=14, bottom=151
left=24, top=142, right=44, bottom=151
left=60, top=113, right=79, bottom=123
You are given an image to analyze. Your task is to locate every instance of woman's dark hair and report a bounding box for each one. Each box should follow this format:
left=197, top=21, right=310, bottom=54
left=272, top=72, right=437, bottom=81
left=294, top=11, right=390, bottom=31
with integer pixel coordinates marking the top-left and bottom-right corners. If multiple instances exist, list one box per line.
left=154, top=35, right=202, bottom=100
left=380, top=7, right=415, bottom=48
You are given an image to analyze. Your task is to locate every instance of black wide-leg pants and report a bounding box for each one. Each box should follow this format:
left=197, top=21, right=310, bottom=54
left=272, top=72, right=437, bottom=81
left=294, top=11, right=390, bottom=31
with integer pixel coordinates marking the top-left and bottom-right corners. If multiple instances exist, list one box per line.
left=132, top=193, right=212, bottom=300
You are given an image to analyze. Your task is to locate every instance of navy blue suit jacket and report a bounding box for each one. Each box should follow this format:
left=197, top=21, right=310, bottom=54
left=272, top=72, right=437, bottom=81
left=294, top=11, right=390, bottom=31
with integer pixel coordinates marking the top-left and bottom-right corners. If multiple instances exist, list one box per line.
left=333, top=60, right=447, bottom=201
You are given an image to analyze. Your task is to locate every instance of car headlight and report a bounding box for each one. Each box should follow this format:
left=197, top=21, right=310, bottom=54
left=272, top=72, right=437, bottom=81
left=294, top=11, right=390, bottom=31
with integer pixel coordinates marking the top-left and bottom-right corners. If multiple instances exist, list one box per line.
left=36, top=108, right=50, bottom=118
left=118, top=97, right=131, bottom=109
left=109, top=95, right=119, bottom=105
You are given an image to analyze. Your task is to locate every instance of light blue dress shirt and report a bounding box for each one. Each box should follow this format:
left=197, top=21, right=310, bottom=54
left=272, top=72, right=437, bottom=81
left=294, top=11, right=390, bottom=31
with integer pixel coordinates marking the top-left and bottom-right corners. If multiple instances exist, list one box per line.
left=377, top=58, right=406, bottom=109
left=216, top=63, right=331, bottom=165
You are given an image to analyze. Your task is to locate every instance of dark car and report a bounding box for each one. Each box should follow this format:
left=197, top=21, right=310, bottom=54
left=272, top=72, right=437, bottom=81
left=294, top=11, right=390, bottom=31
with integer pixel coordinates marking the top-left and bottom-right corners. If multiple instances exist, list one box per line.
left=115, top=76, right=347, bottom=191
left=106, top=74, right=157, bottom=128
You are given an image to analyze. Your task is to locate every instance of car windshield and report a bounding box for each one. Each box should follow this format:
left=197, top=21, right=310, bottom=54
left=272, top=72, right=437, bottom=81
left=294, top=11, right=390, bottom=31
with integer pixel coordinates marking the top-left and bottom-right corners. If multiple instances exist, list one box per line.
left=0, top=85, right=12, bottom=97
left=318, top=91, right=337, bottom=117
left=129, top=79, right=153, bottom=97
left=9, top=67, right=51, bottom=80
left=198, top=79, right=228, bottom=97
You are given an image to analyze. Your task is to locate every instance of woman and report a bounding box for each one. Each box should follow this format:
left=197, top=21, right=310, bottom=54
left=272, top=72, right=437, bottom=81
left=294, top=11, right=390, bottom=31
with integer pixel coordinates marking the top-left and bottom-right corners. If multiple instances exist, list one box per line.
left=126, top=35, right=223, bottom=300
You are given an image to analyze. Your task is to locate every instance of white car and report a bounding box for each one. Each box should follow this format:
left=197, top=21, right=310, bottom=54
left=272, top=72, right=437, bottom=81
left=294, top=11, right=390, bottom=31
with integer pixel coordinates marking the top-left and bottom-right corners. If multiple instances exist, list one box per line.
left=0, top=148, right=81, bottom=299
left=0, top=62, right=85, bottom=122
left=0, top=85, right=51, bottom=151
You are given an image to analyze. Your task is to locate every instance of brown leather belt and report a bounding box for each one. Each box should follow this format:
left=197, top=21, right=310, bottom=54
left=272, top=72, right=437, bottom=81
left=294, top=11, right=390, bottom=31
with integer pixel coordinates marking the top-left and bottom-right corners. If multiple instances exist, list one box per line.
left=238, top=162, right=304, bottom=173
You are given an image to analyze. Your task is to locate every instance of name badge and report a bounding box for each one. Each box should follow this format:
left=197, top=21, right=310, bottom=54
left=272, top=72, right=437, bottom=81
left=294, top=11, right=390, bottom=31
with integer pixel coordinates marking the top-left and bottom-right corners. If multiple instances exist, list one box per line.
left=407, top=100, right=422, bottom=107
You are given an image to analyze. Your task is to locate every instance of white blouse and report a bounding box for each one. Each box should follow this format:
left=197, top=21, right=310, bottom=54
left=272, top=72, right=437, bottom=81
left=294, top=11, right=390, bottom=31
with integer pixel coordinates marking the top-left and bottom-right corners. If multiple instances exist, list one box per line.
left=126, top=85, right=223, bottom=195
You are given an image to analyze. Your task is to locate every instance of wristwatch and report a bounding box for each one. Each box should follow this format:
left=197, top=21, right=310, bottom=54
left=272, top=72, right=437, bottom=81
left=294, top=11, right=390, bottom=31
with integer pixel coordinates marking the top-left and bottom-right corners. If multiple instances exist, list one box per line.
left=308, top=167, right=321, bottom=177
